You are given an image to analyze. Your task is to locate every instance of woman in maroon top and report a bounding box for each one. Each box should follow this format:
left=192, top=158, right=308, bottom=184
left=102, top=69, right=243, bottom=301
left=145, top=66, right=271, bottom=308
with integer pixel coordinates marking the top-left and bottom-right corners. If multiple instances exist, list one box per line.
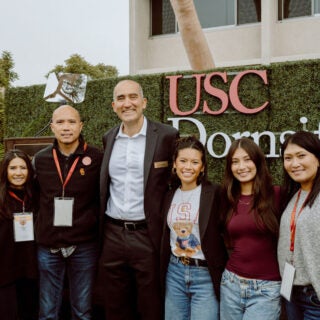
left=220, top=138, right=282, bottom=320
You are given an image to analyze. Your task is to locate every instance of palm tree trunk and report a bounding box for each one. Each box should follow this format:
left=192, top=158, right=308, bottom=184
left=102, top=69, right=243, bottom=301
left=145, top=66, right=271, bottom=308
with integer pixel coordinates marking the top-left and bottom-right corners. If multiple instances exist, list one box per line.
left=170, top=0, right=215, bottom=71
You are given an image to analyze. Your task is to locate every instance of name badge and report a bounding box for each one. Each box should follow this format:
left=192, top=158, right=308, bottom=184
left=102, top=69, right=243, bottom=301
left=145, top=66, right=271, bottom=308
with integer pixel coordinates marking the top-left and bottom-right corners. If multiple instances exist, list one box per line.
left=154, top=161, right=168, bottom=168
left=280, top=262, right=296, bottom=301
left=54, top=197, right=74, bottom=227
left=13, top=212, right=34, bottom=242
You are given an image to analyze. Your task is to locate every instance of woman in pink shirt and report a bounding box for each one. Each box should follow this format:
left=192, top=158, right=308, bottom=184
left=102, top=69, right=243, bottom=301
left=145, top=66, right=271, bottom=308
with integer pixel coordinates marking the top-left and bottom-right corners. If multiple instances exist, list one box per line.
left=220, top=138, right=282, bottom=320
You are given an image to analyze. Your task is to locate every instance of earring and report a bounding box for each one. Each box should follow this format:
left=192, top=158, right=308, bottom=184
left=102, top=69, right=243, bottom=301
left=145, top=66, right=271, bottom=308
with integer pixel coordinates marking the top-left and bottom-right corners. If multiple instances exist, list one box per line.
left=172, top=167, right=177, bottom=174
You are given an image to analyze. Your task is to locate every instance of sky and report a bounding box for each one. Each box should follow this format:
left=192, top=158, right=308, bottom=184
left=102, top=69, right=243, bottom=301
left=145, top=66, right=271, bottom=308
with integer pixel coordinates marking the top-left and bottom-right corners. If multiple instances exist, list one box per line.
left=0, top=0, right=129, bottom=87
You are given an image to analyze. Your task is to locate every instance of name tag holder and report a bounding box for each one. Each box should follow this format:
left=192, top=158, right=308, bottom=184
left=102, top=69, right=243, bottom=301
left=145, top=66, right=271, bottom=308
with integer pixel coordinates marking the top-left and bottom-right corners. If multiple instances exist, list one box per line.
left=52, top=145, right=87, bottom=228
left=54, top=197, right=74, bottom=227
left=280, top=262, right=295, bottom=301
left=13, top=212, right=34, bottom=242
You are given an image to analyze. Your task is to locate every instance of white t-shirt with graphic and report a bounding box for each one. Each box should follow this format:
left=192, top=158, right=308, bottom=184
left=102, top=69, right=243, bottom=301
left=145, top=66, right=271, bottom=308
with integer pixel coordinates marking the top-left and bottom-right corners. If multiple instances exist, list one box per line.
left=167, top=185, right=205, bottom=260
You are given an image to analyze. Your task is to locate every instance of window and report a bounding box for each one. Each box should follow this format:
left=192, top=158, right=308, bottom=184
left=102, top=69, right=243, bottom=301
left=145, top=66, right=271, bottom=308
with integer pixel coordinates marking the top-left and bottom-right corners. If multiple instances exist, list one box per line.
left=237, top=0, right=261, bottom=24
left=316, top=0, right=320, bottom=13
left=278, top=0, right=320, bottom=20
left=151, top=0, right=176, bottom=35
left=151, top=0, right=261, bottom=36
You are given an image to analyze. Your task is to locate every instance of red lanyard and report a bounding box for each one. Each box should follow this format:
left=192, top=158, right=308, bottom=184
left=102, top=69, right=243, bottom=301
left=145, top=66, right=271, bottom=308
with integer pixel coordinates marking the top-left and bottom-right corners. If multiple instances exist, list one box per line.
left=52, top=144, right=87, bottom=197
left=289, top=189, right=309, bottom=252
left=8, top=191, right=26, bottom=213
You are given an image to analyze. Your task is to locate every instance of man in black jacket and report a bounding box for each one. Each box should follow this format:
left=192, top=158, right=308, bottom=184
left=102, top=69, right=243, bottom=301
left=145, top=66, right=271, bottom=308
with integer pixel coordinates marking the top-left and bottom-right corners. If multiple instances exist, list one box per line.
left=99, top=80, right=179, bottom=319
left=33, top=105, right=102, bottom=320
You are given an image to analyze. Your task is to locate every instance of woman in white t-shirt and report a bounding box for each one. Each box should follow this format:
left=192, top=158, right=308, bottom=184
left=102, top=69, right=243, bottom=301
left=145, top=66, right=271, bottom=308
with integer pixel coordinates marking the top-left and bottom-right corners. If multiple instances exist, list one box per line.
left=160, top=136, right=227, bottom=320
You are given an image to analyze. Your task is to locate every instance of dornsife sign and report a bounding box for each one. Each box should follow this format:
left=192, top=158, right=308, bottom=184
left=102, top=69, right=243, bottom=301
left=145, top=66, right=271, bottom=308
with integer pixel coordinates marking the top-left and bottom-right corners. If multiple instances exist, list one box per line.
left=166, top=70, right=318, bottom=159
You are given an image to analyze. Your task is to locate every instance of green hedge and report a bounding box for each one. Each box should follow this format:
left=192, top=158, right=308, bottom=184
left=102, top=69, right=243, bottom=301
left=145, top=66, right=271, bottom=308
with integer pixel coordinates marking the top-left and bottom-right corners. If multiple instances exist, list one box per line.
left=3, top=59, right=320, bottom=184
left=0, top=91, right=4, bottom=159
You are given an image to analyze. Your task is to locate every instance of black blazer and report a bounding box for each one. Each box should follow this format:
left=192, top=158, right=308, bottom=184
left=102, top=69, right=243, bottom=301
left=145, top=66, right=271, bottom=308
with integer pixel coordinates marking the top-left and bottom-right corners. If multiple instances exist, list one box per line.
left=160, top=181, right=228, bottom=299
left=99, top=118, right=179, bottom=251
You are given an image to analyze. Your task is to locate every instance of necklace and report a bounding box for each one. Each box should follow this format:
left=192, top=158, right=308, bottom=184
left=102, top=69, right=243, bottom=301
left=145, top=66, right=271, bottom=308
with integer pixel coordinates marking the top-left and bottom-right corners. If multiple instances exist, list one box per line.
left=238, top=194, right=253, bottom=205
left=239, top=199, right=251, bottom=205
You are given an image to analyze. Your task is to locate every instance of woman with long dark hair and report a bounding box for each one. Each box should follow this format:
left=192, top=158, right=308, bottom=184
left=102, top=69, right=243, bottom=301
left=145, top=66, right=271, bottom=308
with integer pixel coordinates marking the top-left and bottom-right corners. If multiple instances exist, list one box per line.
left=0, top=150, right=38, bottom=320
left=220, top=138, right=281, bottom=320
left=161, top=136, right=227, bottom=320
left=278, top=131, right=320, bottom=319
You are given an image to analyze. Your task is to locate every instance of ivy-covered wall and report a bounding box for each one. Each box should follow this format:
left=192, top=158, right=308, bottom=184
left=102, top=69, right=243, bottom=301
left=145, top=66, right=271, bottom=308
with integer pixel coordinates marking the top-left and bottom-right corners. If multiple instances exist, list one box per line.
left=3, top=60, right=320, bottom=184
left=0, top=93, right=4, bottom=159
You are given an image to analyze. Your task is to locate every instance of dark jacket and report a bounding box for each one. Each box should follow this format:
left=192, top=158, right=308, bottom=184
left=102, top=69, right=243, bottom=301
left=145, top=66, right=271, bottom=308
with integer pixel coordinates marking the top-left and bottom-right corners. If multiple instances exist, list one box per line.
left=99, top=119, right=179, bottom=252
left=33, top=137, right=103, bottom=248
left=0, top=192, right=37, bottom=287
left=160, top=181, right=228, bottom=299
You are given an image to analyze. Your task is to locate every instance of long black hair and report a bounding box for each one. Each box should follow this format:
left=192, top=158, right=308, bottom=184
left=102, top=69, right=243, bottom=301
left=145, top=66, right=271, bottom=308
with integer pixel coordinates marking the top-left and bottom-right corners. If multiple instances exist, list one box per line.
left=281, top=131, right=320, bottom=208
left=0, top=149, right=34, bottom=219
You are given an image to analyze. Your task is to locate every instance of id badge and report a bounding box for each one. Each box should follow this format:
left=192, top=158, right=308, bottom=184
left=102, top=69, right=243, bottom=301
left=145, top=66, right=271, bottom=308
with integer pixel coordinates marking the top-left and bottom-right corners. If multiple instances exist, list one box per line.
left=54, top=197, right=74, bottom=227
left=13, top=212, right=34, bottom=242
left=280, top=262, right=296, bottom=301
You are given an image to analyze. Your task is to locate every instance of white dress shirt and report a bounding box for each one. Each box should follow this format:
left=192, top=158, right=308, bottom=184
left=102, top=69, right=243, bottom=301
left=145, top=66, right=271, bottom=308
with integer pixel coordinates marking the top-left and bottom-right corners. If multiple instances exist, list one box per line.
left=106, top=117, right=147, bottom=221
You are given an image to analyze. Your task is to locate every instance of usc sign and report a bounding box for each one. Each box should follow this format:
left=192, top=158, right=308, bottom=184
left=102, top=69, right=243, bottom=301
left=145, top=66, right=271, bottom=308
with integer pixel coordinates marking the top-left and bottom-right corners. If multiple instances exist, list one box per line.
left=166, top=70, right=269, bottom=115
left=166, top=70, right=316, bottom=158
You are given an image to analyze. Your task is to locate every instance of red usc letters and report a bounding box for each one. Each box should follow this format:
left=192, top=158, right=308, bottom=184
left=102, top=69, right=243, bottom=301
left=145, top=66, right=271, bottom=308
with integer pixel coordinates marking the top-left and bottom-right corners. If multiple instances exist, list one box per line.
left=166, top=70, right=269, bottom=116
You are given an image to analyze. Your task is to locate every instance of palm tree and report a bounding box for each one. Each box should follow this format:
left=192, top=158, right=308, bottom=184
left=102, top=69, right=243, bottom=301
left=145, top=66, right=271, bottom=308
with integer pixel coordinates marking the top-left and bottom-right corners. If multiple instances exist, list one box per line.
left=170, top=0, right=214, bottom=71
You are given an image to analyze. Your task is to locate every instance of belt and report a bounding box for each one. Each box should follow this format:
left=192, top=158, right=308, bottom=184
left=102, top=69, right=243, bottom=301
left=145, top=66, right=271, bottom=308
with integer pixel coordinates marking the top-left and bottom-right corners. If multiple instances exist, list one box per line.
left=293, top=284, right=314, bottom=294
left=105, top=215, right=147, bottom=231
left=174, top=255, right=208, bottom=267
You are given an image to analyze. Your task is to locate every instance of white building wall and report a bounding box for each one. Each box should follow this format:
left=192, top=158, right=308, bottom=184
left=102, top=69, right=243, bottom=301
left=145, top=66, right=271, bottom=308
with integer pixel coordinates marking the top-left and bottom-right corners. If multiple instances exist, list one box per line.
left=129, top=0, right=320, bottom=75
left=273, top=17, right=320, bottom=60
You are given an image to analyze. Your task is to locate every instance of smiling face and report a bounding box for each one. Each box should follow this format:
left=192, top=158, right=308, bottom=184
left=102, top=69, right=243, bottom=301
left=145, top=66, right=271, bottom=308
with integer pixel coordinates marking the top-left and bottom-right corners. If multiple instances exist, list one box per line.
left=231, top=147, right=257, bottom=193
left=50, top=105, right=83, bottom=149
left=283, top=143, right=319, bottom=191
left=174, top=147, right=204, bottom=191
left=112, top=80, right=147, bottom=135
left=7, top=157, right=28, bottom=189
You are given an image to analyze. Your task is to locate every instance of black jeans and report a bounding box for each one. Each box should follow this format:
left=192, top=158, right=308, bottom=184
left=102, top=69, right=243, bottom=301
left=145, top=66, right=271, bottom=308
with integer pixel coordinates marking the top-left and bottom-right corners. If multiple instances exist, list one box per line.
left=286, top=285, right=320, bottom=320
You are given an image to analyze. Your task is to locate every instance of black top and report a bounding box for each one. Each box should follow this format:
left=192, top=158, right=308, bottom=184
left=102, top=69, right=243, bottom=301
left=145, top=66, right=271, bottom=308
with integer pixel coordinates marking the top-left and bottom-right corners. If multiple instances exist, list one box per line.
left=0, top=189, right=37, bottom=287
left=33, top=137, right=103, bottom=248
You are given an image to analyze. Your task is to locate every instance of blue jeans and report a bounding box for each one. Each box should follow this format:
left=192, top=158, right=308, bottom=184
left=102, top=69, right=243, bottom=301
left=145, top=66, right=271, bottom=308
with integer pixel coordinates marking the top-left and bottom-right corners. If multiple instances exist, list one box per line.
left=165, top=255, right=219, bottom=320
left=38, top=242, right=98, bottom=320
left=220, top=269, right=281, bottom=320
left=286, top=285, right=320, bottom=320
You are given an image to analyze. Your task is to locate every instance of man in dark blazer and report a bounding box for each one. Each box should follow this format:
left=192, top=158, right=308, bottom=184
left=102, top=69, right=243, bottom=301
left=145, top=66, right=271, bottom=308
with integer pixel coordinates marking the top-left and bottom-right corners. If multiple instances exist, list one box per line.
left=99, top=79, right=179, bottom=320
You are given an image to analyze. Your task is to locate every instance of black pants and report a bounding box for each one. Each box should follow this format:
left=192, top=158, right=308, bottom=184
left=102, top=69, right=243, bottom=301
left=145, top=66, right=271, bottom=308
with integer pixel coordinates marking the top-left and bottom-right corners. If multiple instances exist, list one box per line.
left=0, top=283, right=17, bottom=320
left=99, top=222, right=162, bottom=320
left=0, top=279, right=38, bottom=320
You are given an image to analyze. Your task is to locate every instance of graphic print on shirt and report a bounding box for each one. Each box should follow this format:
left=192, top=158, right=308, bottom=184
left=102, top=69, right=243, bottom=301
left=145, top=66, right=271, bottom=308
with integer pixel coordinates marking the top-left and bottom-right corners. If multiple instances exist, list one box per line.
left=168, top=186, right=204, bottom=259
left=172, top=221, right=201, bottom=257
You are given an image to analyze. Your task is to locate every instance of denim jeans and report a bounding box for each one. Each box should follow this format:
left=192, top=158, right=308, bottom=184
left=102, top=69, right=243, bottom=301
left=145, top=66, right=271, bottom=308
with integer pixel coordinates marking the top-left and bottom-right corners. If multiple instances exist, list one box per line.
left=286, top=285, right=320, bottom=320
left=165, top=255, right=219, bottom=320
left=38, top=242, right=98, bottom=320
left=220, top=269, right=281, bottom=320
